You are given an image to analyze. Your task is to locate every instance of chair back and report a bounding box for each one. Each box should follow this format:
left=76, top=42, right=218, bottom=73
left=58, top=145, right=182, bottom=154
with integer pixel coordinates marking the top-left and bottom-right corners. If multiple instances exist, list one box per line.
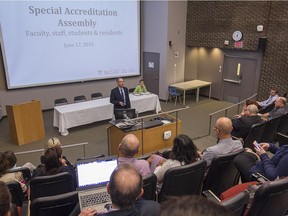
left=74, top=95, right=86, bottom=103
left=260, top=115, right=282, bottom=142
left=129, top=88, right=135, bottom=93
left=203, top=149, right=244, bottom=197
left=30, top=172, right=75, bottom=200
left=91, top=92, right=103, bottom=100
left=158, top=160, right=207, bottom=203
left=76, top=154, right=105, bottom=161
left=54, top=98, right=68, bottom=106
left=278, top=112, right=288, bottom=134
left=248, top=178, right=288, bottom=216
left=142, top=173, right=157, bottom=201
left=221, top=191, right=249, bottom=216
left=7, top=167, right=32, bottom=183
left=6, top=181, right=24, bottom=207
left=244, top=122, right=266, bottom=148
left=30, top=191, right=79, bottom=216
left=168, top=86, right=179, bottom=95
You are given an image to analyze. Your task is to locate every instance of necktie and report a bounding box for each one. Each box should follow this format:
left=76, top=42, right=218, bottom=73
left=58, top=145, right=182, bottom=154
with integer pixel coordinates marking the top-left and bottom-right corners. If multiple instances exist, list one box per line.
left=121, top=88, right=126, bottom=105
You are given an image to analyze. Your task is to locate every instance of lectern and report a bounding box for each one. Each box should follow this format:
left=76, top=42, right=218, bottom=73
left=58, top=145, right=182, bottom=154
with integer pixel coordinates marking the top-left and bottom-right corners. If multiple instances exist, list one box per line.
left=6, top=100, right=45, bottom=145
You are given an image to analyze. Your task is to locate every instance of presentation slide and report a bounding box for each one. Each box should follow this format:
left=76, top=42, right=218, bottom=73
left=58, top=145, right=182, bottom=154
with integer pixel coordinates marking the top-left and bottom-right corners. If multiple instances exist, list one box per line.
left=0, top=1, right=140, bottom=89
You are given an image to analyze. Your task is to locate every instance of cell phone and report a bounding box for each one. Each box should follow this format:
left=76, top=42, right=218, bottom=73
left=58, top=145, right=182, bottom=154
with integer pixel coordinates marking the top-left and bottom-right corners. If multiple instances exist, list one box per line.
left=254, top=141, right=260, bottom=150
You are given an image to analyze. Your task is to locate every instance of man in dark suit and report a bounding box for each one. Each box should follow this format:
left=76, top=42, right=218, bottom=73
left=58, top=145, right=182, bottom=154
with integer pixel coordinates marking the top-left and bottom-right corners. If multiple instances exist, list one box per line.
left=231, top=104, right=263, bottom=140
left=110, top=78, right=131, bottom=113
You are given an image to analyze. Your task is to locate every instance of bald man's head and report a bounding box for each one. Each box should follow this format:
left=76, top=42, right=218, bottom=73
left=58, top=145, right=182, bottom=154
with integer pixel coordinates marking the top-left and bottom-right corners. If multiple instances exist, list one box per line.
left=215, top=117, right=233, bottom=135
left=108, top=164, right=143, bottom=209
left=119, top=134, right=140, bottom=157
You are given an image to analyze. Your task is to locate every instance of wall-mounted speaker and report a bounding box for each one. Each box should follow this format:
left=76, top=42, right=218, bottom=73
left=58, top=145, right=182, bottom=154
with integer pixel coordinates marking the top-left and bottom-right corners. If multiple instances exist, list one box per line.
left=258, top=37, right=267, bottom=52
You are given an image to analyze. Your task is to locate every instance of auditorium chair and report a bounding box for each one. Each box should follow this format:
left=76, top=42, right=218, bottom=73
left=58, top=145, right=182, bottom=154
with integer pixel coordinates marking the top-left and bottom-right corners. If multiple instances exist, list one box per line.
left=275, top=133, right=288, bottom=147
left=277, top=112, right=288, bottom=134
left=54, top=98, right=68, bottom=106
left=247, top=178, right=288, bottom=216
left=203, top=149, right=244, bottom=197
left=203, top=190, right=249, bottom=216
left=76, top=153, right=105, bottom=161
left=30, top=172, right=75, bottom=200
left=260, top=115, right=282, bottom=143
left=243, top=122, right=266, bottom=149
left=158, top=160, right=207, bottom=203
left=91, top=92, right=103, bottom=100
left=6, top=181, right=25, bottom=216
left=142, top=173, right=157, bottom=201
left=73, top=95, right=86, bottom=103
left=30, top=191, right=79, bottom=216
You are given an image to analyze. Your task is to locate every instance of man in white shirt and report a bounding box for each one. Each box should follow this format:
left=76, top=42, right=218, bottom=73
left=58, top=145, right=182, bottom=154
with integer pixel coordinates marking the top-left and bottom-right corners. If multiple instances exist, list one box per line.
left=257, top=88, right=278, bottom=108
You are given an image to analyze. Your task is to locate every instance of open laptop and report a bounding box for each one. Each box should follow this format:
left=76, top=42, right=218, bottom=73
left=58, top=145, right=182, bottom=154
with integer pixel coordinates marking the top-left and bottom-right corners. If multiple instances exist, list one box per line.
left=75, top=156, right=118, bottom=211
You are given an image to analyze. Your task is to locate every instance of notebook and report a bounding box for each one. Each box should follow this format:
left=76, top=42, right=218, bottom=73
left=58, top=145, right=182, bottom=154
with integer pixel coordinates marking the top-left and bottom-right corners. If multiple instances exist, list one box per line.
left=75, top=156, right=118, bottom=211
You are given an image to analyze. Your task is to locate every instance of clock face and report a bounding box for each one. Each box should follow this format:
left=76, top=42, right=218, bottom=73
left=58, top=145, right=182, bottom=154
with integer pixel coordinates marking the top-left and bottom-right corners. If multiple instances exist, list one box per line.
left=232, top=31, right=243, bottom=42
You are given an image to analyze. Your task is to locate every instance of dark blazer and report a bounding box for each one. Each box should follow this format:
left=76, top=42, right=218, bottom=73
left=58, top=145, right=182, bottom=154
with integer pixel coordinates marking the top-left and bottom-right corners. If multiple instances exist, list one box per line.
left=110, top=87, right=131, bottom=110
left=231, top=115, right=263, bottom=139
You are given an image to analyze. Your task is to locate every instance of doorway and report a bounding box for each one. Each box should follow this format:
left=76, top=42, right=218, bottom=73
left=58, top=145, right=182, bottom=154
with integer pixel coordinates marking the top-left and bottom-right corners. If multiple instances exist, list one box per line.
left=222, top=55, right=260, bottom=103
left=143, top=52, right=160, bottom=95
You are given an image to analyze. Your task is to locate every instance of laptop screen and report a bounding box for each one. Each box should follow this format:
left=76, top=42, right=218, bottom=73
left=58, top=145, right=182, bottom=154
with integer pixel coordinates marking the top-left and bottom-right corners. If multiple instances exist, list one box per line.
left=76, top=156, right=118, bottom=191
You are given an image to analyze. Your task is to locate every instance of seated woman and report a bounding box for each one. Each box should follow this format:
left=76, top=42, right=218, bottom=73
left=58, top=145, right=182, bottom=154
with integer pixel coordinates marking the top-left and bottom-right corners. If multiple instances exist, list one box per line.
left=0, top=152, right=27, bottom=193
left=133, top=79, right=148, bottom=94
left=234, top=142, right=288, bottom=182
left=34, top=147, right=76, bottom=188
left=4, top=150, right=36, bottom=172
left=148, top=134, right=202, bottom=192
left=41, top=137, right=72, bottom=166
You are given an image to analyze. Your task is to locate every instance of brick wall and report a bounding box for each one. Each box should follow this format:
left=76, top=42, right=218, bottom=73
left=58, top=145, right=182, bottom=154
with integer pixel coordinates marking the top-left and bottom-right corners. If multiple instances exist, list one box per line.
left=186, top=1, right=288, bottom=99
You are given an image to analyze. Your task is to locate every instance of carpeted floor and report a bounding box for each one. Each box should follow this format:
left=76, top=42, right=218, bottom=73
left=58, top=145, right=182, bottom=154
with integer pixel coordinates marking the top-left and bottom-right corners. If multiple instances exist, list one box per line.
left=0, top=95, right=234, bottom=167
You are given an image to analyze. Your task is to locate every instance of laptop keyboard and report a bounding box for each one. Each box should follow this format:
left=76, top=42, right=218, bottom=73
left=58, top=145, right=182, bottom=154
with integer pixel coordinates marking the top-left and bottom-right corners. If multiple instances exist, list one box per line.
left=80, top=192, right=111, bottom=208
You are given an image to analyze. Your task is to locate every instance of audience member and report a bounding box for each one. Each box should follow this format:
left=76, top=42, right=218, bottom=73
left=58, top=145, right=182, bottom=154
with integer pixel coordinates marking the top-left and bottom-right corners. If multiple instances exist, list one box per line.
left=41, top=137, right=72, bottom=166
left=0, top=181, right=12, bottom=216
left=118, top=134, right=150, bottom=176
left=4, top=150, right=36, bottom=171
left=133, top=79, right=148, bottom=94
left=0, top=152, right=27, bottom=193
left=75, top=164, right=160, bottom=216
left=110, top=77, right=131, bottom=113
left=148, top=134, right=201, bottom=192
left=236, top=99, right=259, bottom=117
left=160, top=195, right=232, bottom=216
left=257, top=88, right=279, bottom=108
left=234, top=142, right=288, bottom=182
left=202, top=117, right=243, bottom=167
left=33, top=147, right=76, bottom=187
left=231, top=104, right=262, bottom=139
left=260, top=97, right=286, bottom=120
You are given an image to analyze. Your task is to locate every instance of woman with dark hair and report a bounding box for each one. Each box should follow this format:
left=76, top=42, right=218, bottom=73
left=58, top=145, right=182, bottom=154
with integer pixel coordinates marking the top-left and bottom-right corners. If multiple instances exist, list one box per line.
left=151, top=134, right=201, bottom=192
left=33, top=147, right=76, bottom=188
left=4, top=150, right=36, bottom=171
left=0, top=152, right=27, bottom=193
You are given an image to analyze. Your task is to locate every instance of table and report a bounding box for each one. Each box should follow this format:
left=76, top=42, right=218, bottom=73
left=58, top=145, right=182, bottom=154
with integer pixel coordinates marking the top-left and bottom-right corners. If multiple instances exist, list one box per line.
left=170, top=79, right=212, bottom=106
left=53, top=93, right=161, bottom=135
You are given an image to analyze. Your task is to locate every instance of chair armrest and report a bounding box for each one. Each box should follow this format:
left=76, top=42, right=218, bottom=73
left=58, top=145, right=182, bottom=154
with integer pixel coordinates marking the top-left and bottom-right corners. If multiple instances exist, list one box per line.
left=202, top=190, right=222, bottom=203
left=251, top=172, right=269, bottom=183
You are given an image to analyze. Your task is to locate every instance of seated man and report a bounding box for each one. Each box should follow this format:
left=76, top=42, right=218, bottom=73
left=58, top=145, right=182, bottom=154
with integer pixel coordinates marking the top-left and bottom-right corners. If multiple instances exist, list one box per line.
left=257, top=88, right=278, bottom=108
left=231, top=104, right=262, bottom=140
left=118, top=134, right=150, bottom=176
left=76, top=164, right=160, bottom=216
left=202, top=117, right=243, bottom=168
left=260, top=97, right=287, bottom=120
left=234, top=142, right=288, bottom=182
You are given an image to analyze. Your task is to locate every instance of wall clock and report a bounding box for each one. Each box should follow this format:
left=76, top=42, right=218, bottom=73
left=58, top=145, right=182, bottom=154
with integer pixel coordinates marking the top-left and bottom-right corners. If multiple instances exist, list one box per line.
left=232, top=31, right=243, bottom=42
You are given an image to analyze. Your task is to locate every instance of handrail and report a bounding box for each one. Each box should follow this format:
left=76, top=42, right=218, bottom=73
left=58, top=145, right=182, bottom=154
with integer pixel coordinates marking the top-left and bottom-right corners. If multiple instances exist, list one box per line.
left=207, top=94, right=258, bottom=136
left=14, top=142, right=88, bottom=157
